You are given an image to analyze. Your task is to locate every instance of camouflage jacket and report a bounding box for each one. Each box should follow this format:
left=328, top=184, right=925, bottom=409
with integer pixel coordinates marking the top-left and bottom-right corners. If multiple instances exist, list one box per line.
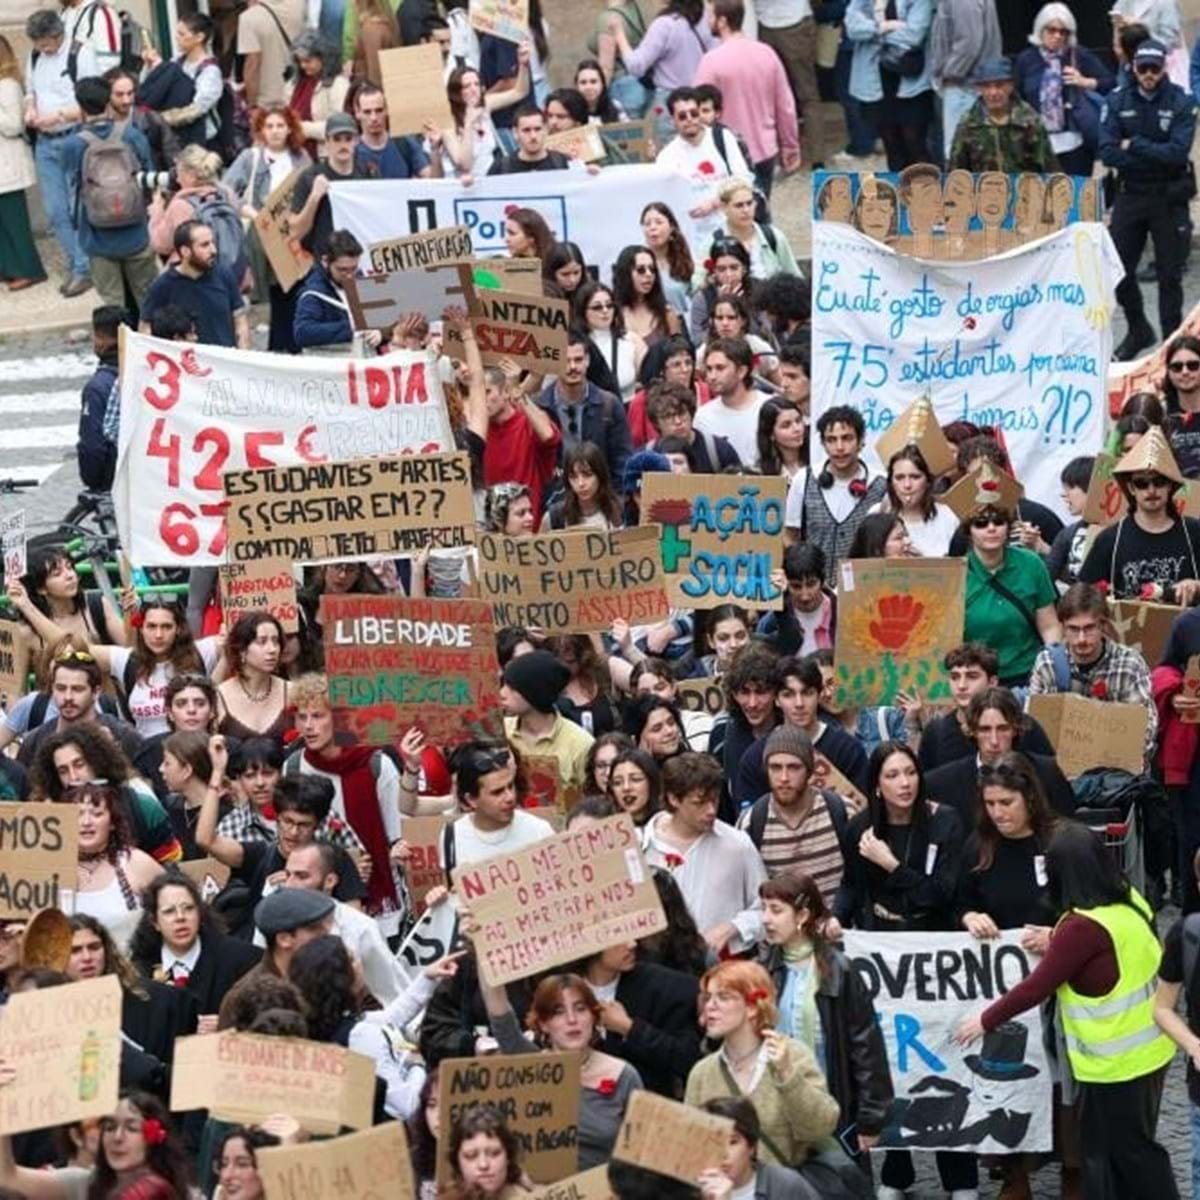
left=948, top=97, right=1060, bottom=174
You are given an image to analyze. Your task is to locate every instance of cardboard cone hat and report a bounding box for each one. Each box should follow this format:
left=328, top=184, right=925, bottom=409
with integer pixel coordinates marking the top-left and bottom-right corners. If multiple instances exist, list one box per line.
left=941, top=459, right=1024, bottom=522
left=875, top=393, right=957, bottom=478
left=1111, top=426, right=1185, bottom=486
left=20, top=907, right=73, bottom=972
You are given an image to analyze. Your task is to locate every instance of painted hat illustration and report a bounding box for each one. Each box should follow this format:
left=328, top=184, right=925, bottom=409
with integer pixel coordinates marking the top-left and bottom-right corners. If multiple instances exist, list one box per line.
left=875, top=393, right=957, bottom=479
left=964, top=1021, right=1040, bottom=1081
left=941, top=459, right=1024, bottom=523
left=1111, top=425, right=1185, bottom=487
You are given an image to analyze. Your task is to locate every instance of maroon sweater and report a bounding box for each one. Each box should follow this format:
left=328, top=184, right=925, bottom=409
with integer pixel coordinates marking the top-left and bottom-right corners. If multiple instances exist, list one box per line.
left=982, top=914, right=1120, bottom=1031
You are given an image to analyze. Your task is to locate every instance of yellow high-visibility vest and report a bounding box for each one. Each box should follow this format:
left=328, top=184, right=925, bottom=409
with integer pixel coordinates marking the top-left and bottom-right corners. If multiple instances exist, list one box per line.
left=1058, top=891, right=1175, bottom=1085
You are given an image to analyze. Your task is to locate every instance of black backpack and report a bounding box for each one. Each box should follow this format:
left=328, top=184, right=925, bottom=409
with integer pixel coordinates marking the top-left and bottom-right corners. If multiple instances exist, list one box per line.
left=742, top=787, right=850, bottom=851
left=711, top=122, right=772, bottom=227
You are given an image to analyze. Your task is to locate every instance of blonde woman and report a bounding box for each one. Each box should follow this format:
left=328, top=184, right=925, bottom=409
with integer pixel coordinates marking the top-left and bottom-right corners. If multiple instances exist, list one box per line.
left=0, top=36, right=45, bottom=290
left=148, top=144, right=231, bottom=260
left=718, top=179, right=802, bottom=281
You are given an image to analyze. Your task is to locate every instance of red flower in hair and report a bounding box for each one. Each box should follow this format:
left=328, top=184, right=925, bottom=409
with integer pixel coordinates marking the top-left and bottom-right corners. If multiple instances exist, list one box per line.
left=129, top=611, right=145, bottom=629
left=1091, top=680, right=1109, bottom=700
left=663, top=852, right=685, bottom=869
left=1094, top=579, right=1110, bottom=596
left=849, top=479, right=868, bottom=499
left=703, top=258, right=716, bottom=274
left=745, top=988, right=769, bottom=1004
left=596, top=1078, right=618, bottom=1097
left=141, top=1118, right=167, bottom=1146
left=282, top=727, right=301, bottom=745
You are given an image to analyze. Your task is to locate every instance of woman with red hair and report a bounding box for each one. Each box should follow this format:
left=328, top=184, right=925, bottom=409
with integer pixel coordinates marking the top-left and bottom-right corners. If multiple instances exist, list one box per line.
left=684, top=960, right=839, bottom=1168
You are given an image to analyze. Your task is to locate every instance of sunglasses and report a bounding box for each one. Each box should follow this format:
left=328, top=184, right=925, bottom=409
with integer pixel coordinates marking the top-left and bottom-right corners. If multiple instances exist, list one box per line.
left=460, top=746, right=511, bottom=773
left=587, top=301, right=614, bottom=312
left=1044, top=24, right=1069, bottom=33
left=55, top=650, right=95, bottom=664
left=1169, top=359, right=1200, bottom=372
left=1129, top=475, right=1170, bottom=490
left=1134, top=62, right=1164, bottom=74
left=632, top=263, right=656, bottom=274
left=970, top=514, right=1008, bottom=529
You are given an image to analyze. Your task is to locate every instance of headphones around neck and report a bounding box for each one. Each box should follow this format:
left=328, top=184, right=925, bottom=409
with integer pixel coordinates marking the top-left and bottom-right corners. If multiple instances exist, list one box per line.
left=817, top=460, right=869, bottom=497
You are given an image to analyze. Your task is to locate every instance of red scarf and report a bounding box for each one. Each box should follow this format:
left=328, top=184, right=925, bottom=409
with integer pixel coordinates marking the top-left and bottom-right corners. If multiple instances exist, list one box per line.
left=304, top=745, right=400, bottom=918
left=290, top=74, right=319, bottom=161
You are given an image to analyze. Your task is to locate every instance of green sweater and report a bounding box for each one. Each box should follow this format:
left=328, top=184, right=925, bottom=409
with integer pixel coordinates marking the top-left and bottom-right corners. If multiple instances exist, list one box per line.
left=683, top=1039, right=840, bottom=1167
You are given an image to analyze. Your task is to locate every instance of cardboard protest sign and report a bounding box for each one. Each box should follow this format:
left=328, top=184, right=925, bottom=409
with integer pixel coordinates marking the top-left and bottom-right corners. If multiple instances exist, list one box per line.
left=478, top=526, right=669, bottom=634
left=1027, top=693, right=1147, bottom=778
left=471, top=256, right=543, bottom=295
left=546, top=124, right=605, bottom=163
left=115, top=330, right=455, bottom=567
left=395, top=899, right=461, bottom=990
left=258, top=1121, right=413, bottom=1200
left=444, top=288, right=570, bottom=373
left=379, top=43, right=453, bottom=135
left=346, top=263, right=478, bottom=332
left=833, top=558, right=966, bottom=707
left=813, top=754, right=868, bottom=811
left=178, top=856, right=231, bottom=903
left=468, top=0, right=528, bottom=42
left=845, top=930, right=1051, bottom=1153
left=401, top=814, right=451, bottom=916
left=0, top=509, right=25, bottom=580
left=1082, top=452, right=1122, bottom=526
left=0, top=802, right=78, bottom=919
left=171, top=1032, right=376, bottom=1133
left=321, top=594, right=504, bottom=744
left=438, top=1051, right=579, bottom=1184
left=225, top=452, right=475, bottom=565
left=524, top=754, right=581, bottom=813
left=1107, top=599, right=1178, bottom=668
left=452, top=813, right=665, bottom=986
left=529, top=1166, right=613, bottom=1200
left=0, top=619, right=29, bottom=705
left=218, top=558, right=299, bottom=633
left=254, top=169, right=311, bottom=293
left=0, top=975, right=121, bottom=1134
left=368, top=224, right=474, bottom=276
left=613, top=1091, right=732, bottom=1183
left=675, top=677, right=725, bottom=718
left=641, top=473, right=787, bottom=608
left=598, top=120, right=653, bottom=163
left=1182, top=657, right=1200, bottom=722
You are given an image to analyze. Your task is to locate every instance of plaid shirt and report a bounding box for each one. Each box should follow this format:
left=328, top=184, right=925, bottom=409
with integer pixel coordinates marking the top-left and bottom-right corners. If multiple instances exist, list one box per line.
left=215, top=803, right=367, bottom=855
left=1028, top=639, right=1158, bottom=763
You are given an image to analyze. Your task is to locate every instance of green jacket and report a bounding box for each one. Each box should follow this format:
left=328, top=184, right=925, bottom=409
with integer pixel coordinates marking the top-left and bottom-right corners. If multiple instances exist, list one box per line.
left=948, top=97, right=1060, bottom=174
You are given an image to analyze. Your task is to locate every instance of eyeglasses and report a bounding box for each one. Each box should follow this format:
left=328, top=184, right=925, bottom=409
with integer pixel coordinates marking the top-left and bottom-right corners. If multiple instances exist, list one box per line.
left=173, top=673, right=211, bottom=688
left=277, top=815, right=317, bottom=834
left=1169, top=359, right=1200, bottom=372
left=970, top=514, right=1008, bottom=529
left=674, top=107, right=700, bottom=120
left=1043, top=24, right=1069, bottom=34
left=565, top=405, right=580, bottom=437
left=159, top=902, right=198, bottom=919
left=587, top=301, right=614, bottom=312
left=1129, top=475, right=1169, bottom=490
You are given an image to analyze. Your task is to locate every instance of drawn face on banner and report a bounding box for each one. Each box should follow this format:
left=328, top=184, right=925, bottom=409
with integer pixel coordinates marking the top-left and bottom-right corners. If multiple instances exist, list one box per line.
left=942, top=170, right=976, bottom=234
left=854, top=179, right=899, bottom=242
left=1013, top=175, right=1045, bottom=235
left=977, top=174, right=1011, bottom=228
left=818, top=175, right=853, bottom=223
left=1080, top=177, right=1099, bottom=220
left=901, top=168, right=943, bottom=235
left=1046, top=175, right=1073, bottom=228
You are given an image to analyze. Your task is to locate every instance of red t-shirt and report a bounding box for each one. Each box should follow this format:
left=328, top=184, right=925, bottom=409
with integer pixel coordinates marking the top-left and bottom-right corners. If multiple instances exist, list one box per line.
left=482, top=407, right=561, bottom=522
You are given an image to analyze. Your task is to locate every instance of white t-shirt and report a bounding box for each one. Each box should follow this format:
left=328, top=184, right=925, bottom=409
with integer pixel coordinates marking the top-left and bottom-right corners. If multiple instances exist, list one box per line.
left=901, top=504, right=959, bottom=557
left=693, top=394, right=765, bottom=464
left=108, top=637, right=220, bottom=736
left=445, top=808, right=555, bottom=868
left=656, top=128, right=752, bottom=247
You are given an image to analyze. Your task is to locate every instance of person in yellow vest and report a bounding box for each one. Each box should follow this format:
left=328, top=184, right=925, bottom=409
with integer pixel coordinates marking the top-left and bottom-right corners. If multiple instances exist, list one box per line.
left=956, top=821, right=1179, bottom=1200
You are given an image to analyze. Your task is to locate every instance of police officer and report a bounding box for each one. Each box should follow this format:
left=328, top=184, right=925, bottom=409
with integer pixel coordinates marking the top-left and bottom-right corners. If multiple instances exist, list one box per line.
left=1100, top=38, right=1197, bottom=362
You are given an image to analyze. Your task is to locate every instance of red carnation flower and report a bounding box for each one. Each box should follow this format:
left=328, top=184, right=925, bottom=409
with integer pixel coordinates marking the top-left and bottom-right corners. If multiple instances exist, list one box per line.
left=1091, top=680, right=1109, bottom=700
left=141, top=1118, right=167, bottom=1146
left=664, top=852, right=684, bottom=869
left=963, top=317, right=977, bottom=331
left=980, top=480, right=999, bottom=492
left=703, top=258, right=716, bottom=273
left=282, top=727, right=301, bottom=745
left=1094, top=580, right=1110, bottom=595
left=171, top=971, right=189, bottom=988
left=129, top=611, right=145, bottom=629
left=1140, top=583, right=1159, bottom=600
left=596, top=1078, right=618, bottom=1097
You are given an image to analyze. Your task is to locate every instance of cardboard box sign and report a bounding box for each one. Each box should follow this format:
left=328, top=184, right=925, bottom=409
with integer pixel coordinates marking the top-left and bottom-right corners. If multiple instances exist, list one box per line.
left=218, top=558, right=299, bottom=634
left=613, top=1091, right=733, bottom=1184
left=1027, top=693, right=1148, bottom=779
left=529, top=1166, right=614, bottom=1200
left=254, top=169, right=312, bottom=293
left=443, top=288, right=570, bottom=373
left=640, top=473, right=787, bottom=609
left=478, top=526, right=670, bottom=634
left=258, top=1120, right=414, bottom=1200
left=178, top=856, right=231, bottom=903
left=0, top=976, right=121, bottom=1134
left=0, top=618, right=29, bottom=705
left=378, top=43, right=453, bottom=135
left=468, top=0, right=528, bottom=43
left=833, top=558, right=966, bottom=708
left=1, top=509, right=26, bottom=580
left=470, top=256, right=543, bottom=295
left=170, top=1032, right=376, bottom=1133
left=345, top=263, right=479, bottom=332
left=675, top=678, right=725, bottom=717
left=401, top=814, right=450, bottom=916
left=224, top=452, right=476, bottom=564
left=0, top=802, right=78, bottom=920
left=321, top=594, right=504, bottom=745
left=437, top=1051, right=580, bottom=1185
left=545, top=124, right=605, bottom=163
left=598, top=120, right=653, bottom=163
left=367, top=224, right=474, bottom=276
left=451, top=813, right=666, bottom=986
left=1107, top=599, right=1179, bottom=669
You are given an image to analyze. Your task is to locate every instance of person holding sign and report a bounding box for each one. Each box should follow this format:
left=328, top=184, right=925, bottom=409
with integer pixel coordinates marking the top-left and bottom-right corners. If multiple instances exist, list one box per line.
left=439, top=51, right=532, bottom=181
left=684, top=961, right=841, bottom=1168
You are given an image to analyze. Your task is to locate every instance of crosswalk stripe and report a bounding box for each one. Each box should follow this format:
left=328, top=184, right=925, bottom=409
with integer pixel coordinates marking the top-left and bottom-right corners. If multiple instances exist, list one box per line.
left=0, top=390, right=80, bottom=416
left=0, top=354, right=95, bottom=384
left=0, top=424, right=77, bottom=449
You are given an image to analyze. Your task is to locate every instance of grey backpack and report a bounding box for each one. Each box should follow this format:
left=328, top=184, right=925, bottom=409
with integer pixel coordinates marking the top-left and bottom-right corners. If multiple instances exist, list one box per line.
left=79, top=126, right=145, bottom=228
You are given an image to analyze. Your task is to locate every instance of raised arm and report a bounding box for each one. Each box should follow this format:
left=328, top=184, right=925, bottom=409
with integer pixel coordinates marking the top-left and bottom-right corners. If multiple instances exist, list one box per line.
left=193, top=735, right=245, bottom=866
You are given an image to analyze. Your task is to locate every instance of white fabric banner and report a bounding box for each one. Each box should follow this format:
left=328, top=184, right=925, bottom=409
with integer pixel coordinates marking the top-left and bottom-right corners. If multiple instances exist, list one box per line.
left=329, top=165, right=704, bottom=280
left=811, top=224, right=1123, bottom=515
left=114, top=330, right=453, bottom=566
left=844, top=929, right=1052, bottom=1154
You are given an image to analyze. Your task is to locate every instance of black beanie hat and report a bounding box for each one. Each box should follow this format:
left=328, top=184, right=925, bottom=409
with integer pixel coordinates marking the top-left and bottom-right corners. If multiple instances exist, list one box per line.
left=502, top=649, right=570, bottom=713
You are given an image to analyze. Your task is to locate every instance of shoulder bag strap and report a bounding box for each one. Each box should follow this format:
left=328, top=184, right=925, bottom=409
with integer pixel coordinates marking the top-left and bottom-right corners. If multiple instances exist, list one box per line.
left=717, top=1058, right=792, bottom=1164
left=985, top=571, right=1042, bottom=641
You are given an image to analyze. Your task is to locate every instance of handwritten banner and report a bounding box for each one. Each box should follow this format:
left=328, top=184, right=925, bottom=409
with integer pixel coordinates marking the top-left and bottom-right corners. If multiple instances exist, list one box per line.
left=613, top=1091, right=731, bottom=1183
left=833, top=557, right=966, bottom=707
left=368, top=224, right=474, bottom=276
left=170, top=1032, right=376, bottom=1133
left=255, top=169, right=312, bottom=293
left=1027, top=693, right=1147, bottom=777
left=675, top=677, right=726, bottom=718
left=1, top=509, right=26, bottom=580
left=258, top=1121, right=414, bottom=1200
left=437, top=1051, right=579, bottom=1185
left=640, top=473, right=786, bottom=608
left=451, top=813, right=664, bottom=986
left=598, top=120, right=653, bottom=163
left=401, top=814, right=451, bottom=916
left=478, top=526, right=669, bottom=634
left=0, top=618, right=29, bottom=705
left=322, top=594, right=504, bottom=745
left=0, top=976, right=121, bottom=1134
left=178, top=855, right=231, bottom=903
left=529, top=1166, right=613, bottom=1200
left=444, top=288, right=570, bottom=373
left=0, top=802, right=78, bottom=919
left=346, top=263, right=478, bottom=332
left=468, top=0, right=529, bottom=43
left=811, top=223, right=1119, bottom=517
left=224, top=452, right=475, bottom=565
left=545, top=124, right=605, bottom=163
left=113, top=329, right=454, bottom=567
left=379, top=43, right=453, bottom=135
left=218, top=558, right=299, bottom=633
left=846, top=929, right=1050, bottom=1154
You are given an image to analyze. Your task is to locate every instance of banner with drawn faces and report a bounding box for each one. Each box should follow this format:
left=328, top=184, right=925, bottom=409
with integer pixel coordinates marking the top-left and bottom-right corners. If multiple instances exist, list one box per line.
left=814, top=168, right=1103, bottom=261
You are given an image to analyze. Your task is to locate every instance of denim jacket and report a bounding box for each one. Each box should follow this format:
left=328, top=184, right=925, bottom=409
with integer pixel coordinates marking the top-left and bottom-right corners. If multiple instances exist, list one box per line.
left=845, top=0, right=934, bottom=103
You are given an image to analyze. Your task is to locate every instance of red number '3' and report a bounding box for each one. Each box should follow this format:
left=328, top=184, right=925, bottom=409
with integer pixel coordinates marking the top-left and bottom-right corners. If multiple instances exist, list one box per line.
left=143, top=352, right=181, bottom=411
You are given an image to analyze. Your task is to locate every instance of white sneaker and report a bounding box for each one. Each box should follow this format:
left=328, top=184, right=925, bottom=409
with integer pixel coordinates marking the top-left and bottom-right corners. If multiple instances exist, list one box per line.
left=876, top=1189, right=908, bottom=1200
left=948, top=1191, right=979, bottom=1200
